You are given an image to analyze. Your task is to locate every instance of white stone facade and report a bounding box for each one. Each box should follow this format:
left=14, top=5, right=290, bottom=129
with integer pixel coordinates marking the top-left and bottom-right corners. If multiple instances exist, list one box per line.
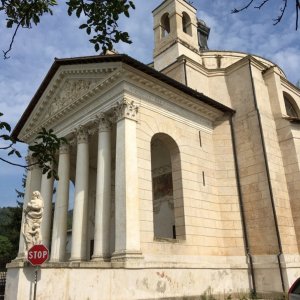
left=5, top=0, right=300, bottom=299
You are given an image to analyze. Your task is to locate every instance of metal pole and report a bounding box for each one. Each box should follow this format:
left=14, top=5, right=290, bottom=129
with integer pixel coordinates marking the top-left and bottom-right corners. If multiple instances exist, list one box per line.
left=33, top=266, right=38, bottom=300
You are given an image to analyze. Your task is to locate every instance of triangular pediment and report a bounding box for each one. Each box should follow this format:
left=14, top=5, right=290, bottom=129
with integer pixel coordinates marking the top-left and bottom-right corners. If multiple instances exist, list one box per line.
left=19, top=63, right=122, bottom=141
left=44, top=78, right=99, bottom=118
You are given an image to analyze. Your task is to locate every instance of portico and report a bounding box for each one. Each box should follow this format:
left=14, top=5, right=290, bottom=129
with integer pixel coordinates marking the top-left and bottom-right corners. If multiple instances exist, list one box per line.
left=16, top=98, right=144, bottom=264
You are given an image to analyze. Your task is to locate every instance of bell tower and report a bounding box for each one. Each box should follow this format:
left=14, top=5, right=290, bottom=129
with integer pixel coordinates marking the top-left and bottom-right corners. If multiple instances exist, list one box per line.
left=153, top=0, right=199, bottom=71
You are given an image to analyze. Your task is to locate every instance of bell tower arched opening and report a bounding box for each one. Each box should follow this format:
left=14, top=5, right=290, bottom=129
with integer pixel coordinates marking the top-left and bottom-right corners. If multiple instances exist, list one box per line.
left=182, top=12, right=192, bottom=36
left=161, top=13, right=170, bottom=38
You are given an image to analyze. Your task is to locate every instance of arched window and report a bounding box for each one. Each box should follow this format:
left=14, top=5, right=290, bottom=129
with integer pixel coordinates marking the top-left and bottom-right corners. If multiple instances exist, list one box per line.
left=284, top=92, right=299, bottom=118
left=151, top=133, right=185, bottom=240
left=161, top=13, right=170, bottom=37
left=182, top=12, right=192, bottom=36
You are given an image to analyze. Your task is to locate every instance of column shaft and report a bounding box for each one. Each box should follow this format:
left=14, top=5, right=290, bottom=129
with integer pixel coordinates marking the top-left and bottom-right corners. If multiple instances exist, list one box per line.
left=71, top=128, right=89, bottom=261
left=50, top=145, right=70, bottom=262
left=93, top=116, right=111, bottom=260
left=40, top=172, right=54, bottom=249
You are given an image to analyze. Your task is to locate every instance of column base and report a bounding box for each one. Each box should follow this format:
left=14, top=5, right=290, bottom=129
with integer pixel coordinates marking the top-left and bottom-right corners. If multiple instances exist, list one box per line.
left=91, top=255, right=111, bottom=262
left=111, top=250, right=143, bottom=267
left=69, top=257, right=87, bottom=262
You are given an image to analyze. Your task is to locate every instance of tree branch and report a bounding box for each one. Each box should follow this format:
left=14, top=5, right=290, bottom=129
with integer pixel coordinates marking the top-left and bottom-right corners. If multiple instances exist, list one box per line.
left=3, top=19, right=23, bottom=59
left=0, top=157, right=29, bottom=168
left=231, top=0, right=255, bottom=13
left=273, top=0, right=287, bottom=25
left=254, top=0, right=270, bottom=9
left=0, top=143, right=14, bottom=150
left=296, top=0, right=300, bottom=30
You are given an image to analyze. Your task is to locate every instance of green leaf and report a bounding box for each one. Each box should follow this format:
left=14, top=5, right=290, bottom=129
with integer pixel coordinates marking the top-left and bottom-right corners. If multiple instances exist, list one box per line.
left=33, top=15, right=40, bottom=25
left=0, top=134, right=11, bottom=140
left=0, top=121, right=11, bottom=132
left=76, top=7, right=82, bottom=18
left=6, top=19, right=14, bottom=28
left=15, top=150, right=21, bottom=158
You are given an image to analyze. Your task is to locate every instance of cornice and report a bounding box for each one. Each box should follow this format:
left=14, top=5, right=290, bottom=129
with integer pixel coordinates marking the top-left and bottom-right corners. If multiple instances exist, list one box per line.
left=281, top=77, right=300, bottom=96
left=122, top=65, right=222, bottom=122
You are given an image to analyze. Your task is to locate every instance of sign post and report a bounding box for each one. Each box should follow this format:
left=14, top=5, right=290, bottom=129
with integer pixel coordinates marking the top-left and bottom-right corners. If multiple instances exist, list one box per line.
left=27, top=244, right=49, bottom=300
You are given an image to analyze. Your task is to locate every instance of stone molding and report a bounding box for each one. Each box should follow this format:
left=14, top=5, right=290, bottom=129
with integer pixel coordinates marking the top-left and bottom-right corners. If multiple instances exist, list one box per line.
left=122, top=71, right=222, bottom=122
left=114, top=98, right=139, bottom=122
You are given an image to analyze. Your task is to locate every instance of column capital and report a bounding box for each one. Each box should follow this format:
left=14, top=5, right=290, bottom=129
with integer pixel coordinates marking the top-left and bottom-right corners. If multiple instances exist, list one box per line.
left=27, top=154, right=40, bottom=171
left=114, top=98, right=138, bottom=122
left=75, top=126, right=89, bottom=144
left=59, top=142, right=70, bottom=155
left=95, top=113, right=111, bottom=132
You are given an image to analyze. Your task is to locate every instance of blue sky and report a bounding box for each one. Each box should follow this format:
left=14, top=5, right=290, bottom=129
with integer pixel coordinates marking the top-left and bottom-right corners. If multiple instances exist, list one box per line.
left=0, top=0, right=299, bottom=207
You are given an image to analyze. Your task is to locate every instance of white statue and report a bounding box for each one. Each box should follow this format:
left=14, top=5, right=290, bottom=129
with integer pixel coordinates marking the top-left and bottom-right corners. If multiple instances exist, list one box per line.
left=23, top=191, right=44, bottom=250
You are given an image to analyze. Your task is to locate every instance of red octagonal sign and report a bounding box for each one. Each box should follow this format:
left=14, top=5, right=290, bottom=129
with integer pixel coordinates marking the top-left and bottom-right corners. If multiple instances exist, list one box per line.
left=27, top=244, right=49, bottom=266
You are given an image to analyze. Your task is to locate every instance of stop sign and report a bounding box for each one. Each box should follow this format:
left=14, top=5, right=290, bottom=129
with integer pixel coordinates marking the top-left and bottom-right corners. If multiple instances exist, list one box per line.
left=27, top=244, right=49, bottom=266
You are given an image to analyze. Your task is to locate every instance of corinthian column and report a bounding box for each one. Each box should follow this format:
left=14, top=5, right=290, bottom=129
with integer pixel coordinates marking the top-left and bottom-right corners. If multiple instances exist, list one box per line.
left=70, top=126, right=89, bottom=261
left=50, top=143, right=70, bottom=262
left=92, top=114, right=112, bottom=261
left=112, top=98, right=142, bottom=261
left=40, top=166, right=54, bottom=249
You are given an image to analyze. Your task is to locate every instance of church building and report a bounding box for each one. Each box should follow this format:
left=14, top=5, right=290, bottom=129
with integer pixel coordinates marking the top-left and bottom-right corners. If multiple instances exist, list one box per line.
left=5, top=0, right=300, bottom=298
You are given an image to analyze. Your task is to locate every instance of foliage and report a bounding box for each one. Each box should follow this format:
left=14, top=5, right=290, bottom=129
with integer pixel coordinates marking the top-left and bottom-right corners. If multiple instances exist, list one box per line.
left=0, top=0, right=57, bottom=58
left=0, top=204, right=23, bottom=263
left=28, top=127, right=67, bottom=180
left=0, top=112, right=66, bottom=180
left=15, top=172, right=26, bottom=199
left=0, top=235, right=13, bottom=261
left=0, top=0, right=135, bottom=58
left=66, top=0, right=135, bottom=53
left=232, top=0, right=300, bottom=30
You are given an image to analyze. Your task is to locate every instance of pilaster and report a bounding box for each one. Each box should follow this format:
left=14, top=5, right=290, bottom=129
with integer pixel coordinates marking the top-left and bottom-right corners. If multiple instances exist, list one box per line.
left=111, top=99, right=142, bottom=262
